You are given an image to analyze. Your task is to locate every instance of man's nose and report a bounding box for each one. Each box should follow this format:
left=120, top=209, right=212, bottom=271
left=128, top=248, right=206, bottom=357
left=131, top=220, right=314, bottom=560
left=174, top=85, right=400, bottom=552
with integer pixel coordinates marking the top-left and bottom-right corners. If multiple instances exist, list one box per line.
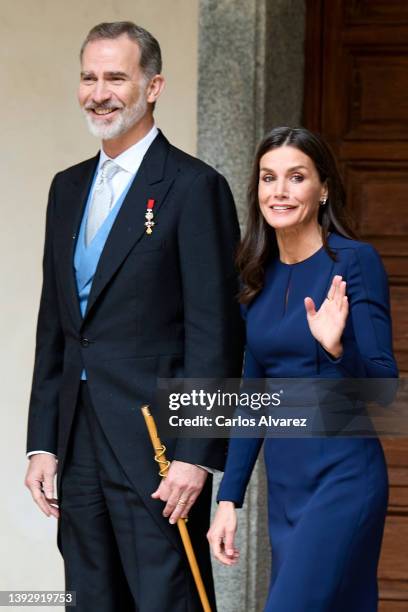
left=92, top=81, right=112, bottom=104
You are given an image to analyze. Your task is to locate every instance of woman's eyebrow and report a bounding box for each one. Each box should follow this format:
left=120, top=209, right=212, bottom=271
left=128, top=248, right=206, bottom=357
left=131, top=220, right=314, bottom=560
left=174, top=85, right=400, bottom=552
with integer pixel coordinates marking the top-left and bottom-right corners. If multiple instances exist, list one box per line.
left=259, top=165, right=308, bottom=172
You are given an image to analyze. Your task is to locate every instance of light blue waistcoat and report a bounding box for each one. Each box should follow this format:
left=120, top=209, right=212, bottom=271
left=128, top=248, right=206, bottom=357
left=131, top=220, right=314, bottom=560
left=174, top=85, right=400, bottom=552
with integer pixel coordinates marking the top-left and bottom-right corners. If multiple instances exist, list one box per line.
left=74, top=167, right=135, bottom=379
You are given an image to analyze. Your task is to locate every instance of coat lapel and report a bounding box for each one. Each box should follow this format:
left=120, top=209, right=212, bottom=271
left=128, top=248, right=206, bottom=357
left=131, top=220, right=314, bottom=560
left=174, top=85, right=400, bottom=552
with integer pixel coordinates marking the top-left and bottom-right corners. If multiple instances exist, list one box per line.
left=56, top=154, right=99, bottom=328
left=83, top=132, right=175, bottom=322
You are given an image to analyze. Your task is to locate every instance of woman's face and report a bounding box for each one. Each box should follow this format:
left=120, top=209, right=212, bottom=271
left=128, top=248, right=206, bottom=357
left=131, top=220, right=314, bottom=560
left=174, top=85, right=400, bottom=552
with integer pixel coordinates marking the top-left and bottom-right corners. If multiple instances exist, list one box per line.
left=258, top=145, right=328, bottom=232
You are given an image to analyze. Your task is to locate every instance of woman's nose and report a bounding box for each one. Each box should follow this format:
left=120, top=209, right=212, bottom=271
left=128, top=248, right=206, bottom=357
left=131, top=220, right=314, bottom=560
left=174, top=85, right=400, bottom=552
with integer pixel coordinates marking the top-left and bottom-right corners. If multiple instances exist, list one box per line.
left=273, top=179, right=289, bottom=199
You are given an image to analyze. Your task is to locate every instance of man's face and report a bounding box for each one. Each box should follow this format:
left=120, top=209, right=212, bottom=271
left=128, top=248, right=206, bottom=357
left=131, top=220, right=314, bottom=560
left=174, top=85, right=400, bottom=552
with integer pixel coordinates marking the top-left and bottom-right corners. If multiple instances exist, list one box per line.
left=78, top=35, right=149, bottom=140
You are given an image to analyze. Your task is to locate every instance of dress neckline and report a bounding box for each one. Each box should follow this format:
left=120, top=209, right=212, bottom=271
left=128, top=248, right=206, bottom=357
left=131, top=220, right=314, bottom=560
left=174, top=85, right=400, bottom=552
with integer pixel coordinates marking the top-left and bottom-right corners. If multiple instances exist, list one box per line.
left=276, top=233, right=334, bottom=267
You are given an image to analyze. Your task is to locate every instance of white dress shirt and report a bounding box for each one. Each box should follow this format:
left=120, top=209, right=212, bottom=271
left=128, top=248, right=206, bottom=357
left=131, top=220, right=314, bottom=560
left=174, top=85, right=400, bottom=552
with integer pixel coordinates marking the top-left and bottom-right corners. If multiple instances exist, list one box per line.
left=96, top=123, right=159, bottom=205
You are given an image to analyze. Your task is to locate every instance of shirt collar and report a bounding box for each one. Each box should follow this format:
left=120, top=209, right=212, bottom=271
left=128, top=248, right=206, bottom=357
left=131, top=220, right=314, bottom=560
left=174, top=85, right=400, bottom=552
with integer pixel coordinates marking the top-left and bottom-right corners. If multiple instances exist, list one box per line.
left=99, top=124, right=159, bottom=174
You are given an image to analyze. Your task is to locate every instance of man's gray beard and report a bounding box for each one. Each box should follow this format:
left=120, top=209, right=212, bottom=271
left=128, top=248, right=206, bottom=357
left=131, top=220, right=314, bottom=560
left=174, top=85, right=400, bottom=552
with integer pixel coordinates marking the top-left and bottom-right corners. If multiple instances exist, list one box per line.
left=83, top=95, right=148, bottom=140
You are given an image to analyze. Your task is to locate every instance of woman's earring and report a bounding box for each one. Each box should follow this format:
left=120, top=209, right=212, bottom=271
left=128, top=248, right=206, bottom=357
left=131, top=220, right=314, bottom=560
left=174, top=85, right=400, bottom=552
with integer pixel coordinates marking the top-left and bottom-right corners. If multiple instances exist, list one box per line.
left=320, top=197, right=327, bottom=206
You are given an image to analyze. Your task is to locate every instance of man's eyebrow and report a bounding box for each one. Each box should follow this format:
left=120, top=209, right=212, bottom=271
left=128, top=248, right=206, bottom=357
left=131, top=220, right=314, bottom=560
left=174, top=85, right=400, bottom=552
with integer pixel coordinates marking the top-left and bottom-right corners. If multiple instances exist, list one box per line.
left=104, top=71, right=129, bottom=78
left=80, top=71, right=129, bottom=78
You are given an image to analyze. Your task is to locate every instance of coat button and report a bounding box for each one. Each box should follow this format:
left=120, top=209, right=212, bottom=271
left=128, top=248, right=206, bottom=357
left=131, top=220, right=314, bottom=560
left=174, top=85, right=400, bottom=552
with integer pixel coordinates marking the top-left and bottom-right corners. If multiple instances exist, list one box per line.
left=80, top=337, right=90, bottom=348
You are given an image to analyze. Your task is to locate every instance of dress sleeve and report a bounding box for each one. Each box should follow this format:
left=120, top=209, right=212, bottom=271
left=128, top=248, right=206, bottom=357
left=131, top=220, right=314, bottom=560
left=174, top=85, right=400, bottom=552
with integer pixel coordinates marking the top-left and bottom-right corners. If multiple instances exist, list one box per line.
left=217, top=345, right=265, bottom=507
left=320, top=244, right=398, bottom=378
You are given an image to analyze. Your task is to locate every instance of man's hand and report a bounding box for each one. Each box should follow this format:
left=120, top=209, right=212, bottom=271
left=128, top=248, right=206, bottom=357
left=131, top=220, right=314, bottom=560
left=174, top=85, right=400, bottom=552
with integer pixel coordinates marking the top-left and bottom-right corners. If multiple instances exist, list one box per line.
left=151, top=460, right=208, bottom=524
left=24, top=454, right=59, bottom=518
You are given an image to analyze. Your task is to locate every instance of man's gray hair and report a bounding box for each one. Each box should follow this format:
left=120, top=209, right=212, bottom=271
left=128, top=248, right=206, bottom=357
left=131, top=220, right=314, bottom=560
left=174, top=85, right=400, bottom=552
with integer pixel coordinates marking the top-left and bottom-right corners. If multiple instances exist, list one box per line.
left=80, top=21, right=162, bottom=80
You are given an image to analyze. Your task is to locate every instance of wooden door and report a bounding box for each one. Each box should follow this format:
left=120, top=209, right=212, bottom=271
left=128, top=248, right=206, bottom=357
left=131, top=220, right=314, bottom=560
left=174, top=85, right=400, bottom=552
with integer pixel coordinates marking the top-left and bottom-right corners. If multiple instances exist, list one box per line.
left=304, top=1, right=408, bottom=609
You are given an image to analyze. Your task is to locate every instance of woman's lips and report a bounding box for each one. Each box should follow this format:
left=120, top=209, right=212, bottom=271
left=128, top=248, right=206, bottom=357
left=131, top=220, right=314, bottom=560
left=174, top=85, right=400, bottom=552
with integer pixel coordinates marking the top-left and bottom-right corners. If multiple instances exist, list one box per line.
left=269, top=205, right=297, bottom=211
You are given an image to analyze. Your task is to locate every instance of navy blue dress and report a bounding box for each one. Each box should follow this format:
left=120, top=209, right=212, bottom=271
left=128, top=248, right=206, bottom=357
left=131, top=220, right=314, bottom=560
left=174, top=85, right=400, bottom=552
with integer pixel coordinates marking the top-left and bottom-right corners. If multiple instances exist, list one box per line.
left=217, top=233, right=398, bottom=612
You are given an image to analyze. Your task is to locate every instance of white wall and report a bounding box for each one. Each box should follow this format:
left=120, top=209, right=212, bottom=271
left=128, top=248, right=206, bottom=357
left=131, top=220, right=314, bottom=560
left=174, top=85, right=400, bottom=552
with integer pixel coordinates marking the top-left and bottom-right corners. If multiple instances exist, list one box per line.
left=0, top=0, right=198, bottom=600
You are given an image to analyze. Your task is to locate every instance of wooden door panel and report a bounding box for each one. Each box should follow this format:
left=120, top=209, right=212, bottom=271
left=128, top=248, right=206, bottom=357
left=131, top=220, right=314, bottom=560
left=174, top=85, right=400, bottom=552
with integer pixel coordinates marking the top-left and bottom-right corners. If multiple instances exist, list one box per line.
left=340, top=141, right=408, bottom=161
left=379, top=603, right=408, bottom=612
left=390, top=288, right=408, bottom=372
left=387, top=463, right=408, bottom=512
left=344, top=50, right=408, bottom=140
left=345, top=0, right=408, bottom=25
left=305, top=0, right=408, bottom=606
left=379, top=515, right=408, bottom=580
left=345, top=163, right=408, bottom=236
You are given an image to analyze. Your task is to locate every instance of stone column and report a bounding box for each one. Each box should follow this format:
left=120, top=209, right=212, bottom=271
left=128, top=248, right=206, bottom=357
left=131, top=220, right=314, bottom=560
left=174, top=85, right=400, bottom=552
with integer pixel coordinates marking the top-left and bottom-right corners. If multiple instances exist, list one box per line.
left=197, top=1, right=305, bottom=610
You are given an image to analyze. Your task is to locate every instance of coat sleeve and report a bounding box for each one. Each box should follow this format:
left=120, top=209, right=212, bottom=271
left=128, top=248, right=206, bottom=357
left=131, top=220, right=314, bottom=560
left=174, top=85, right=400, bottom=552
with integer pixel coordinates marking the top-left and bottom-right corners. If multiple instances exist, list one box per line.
left=216, top=346, right=265, bottom=507
left=319, top=243, right=398, bottom=378
left=173, top=170, right=245, bottom=470
left=26, top=176, right=65, bottom=454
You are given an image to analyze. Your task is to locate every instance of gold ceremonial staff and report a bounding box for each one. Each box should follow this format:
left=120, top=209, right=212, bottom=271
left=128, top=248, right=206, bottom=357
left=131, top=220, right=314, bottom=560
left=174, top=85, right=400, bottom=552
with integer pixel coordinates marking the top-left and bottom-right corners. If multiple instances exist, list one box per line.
left=141, top=405, right=212, bottom=612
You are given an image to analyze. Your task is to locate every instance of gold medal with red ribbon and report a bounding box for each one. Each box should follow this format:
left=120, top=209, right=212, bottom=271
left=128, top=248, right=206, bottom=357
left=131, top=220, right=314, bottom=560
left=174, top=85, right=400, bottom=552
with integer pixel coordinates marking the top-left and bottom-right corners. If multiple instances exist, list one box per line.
left=145, top=198, right=156, bottom=235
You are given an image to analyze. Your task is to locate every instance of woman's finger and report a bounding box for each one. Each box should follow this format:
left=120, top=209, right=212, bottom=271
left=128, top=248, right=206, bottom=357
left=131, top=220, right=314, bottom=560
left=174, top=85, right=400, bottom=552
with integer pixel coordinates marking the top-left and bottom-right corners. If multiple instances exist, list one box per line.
left=335, top=280, right=346, bottom=307
left=224, top=529, right=237, bottom=557
left=304, top=297, right=316, bottom=317
left=210, top=534, right=223, bottom=559
left=210, top=534, right=236, bottom=565
left=341, top=295, right=349, bottom=315
left=327, top=275, right=342, bottom=303
left=326, top=276, right=337, bottom=301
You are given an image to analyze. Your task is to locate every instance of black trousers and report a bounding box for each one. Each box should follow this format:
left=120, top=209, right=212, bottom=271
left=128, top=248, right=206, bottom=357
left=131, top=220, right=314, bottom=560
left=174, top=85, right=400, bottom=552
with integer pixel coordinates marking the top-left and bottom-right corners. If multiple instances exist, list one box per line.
left=58, top=383, right=215, bottom=612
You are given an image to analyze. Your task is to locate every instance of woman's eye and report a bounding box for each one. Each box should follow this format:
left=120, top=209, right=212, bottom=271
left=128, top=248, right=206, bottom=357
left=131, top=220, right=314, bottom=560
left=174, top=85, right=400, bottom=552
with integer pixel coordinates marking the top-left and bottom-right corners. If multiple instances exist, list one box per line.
left=291, top=174, right=304, bottom=183
left=262, top=175, right=275, bottom=182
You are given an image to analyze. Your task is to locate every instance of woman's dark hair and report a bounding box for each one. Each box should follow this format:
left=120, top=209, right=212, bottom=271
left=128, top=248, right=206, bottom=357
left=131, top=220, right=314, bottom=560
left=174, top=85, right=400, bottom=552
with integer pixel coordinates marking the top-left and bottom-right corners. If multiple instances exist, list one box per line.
left=237, top=126, right=358, bottom=304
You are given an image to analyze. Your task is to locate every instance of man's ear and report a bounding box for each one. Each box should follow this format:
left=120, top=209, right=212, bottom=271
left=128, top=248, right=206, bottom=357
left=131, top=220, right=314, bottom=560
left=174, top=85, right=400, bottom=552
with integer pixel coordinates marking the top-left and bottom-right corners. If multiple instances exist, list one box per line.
left=146, top=75, right=165, bottom=104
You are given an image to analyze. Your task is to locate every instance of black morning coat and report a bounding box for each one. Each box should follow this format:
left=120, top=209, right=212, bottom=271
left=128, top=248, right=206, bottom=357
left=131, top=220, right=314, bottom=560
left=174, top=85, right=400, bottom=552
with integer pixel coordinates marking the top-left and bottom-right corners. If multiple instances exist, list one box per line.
left=26, top=130, right=244, bottom=552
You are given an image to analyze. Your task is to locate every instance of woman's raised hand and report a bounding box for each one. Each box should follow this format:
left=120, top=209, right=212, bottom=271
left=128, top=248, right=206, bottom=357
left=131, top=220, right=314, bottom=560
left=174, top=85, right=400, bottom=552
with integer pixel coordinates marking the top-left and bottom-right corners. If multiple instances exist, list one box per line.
left=304, top=275, right=349, bottom=359
left=207, top=501, right=239, bottom=566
